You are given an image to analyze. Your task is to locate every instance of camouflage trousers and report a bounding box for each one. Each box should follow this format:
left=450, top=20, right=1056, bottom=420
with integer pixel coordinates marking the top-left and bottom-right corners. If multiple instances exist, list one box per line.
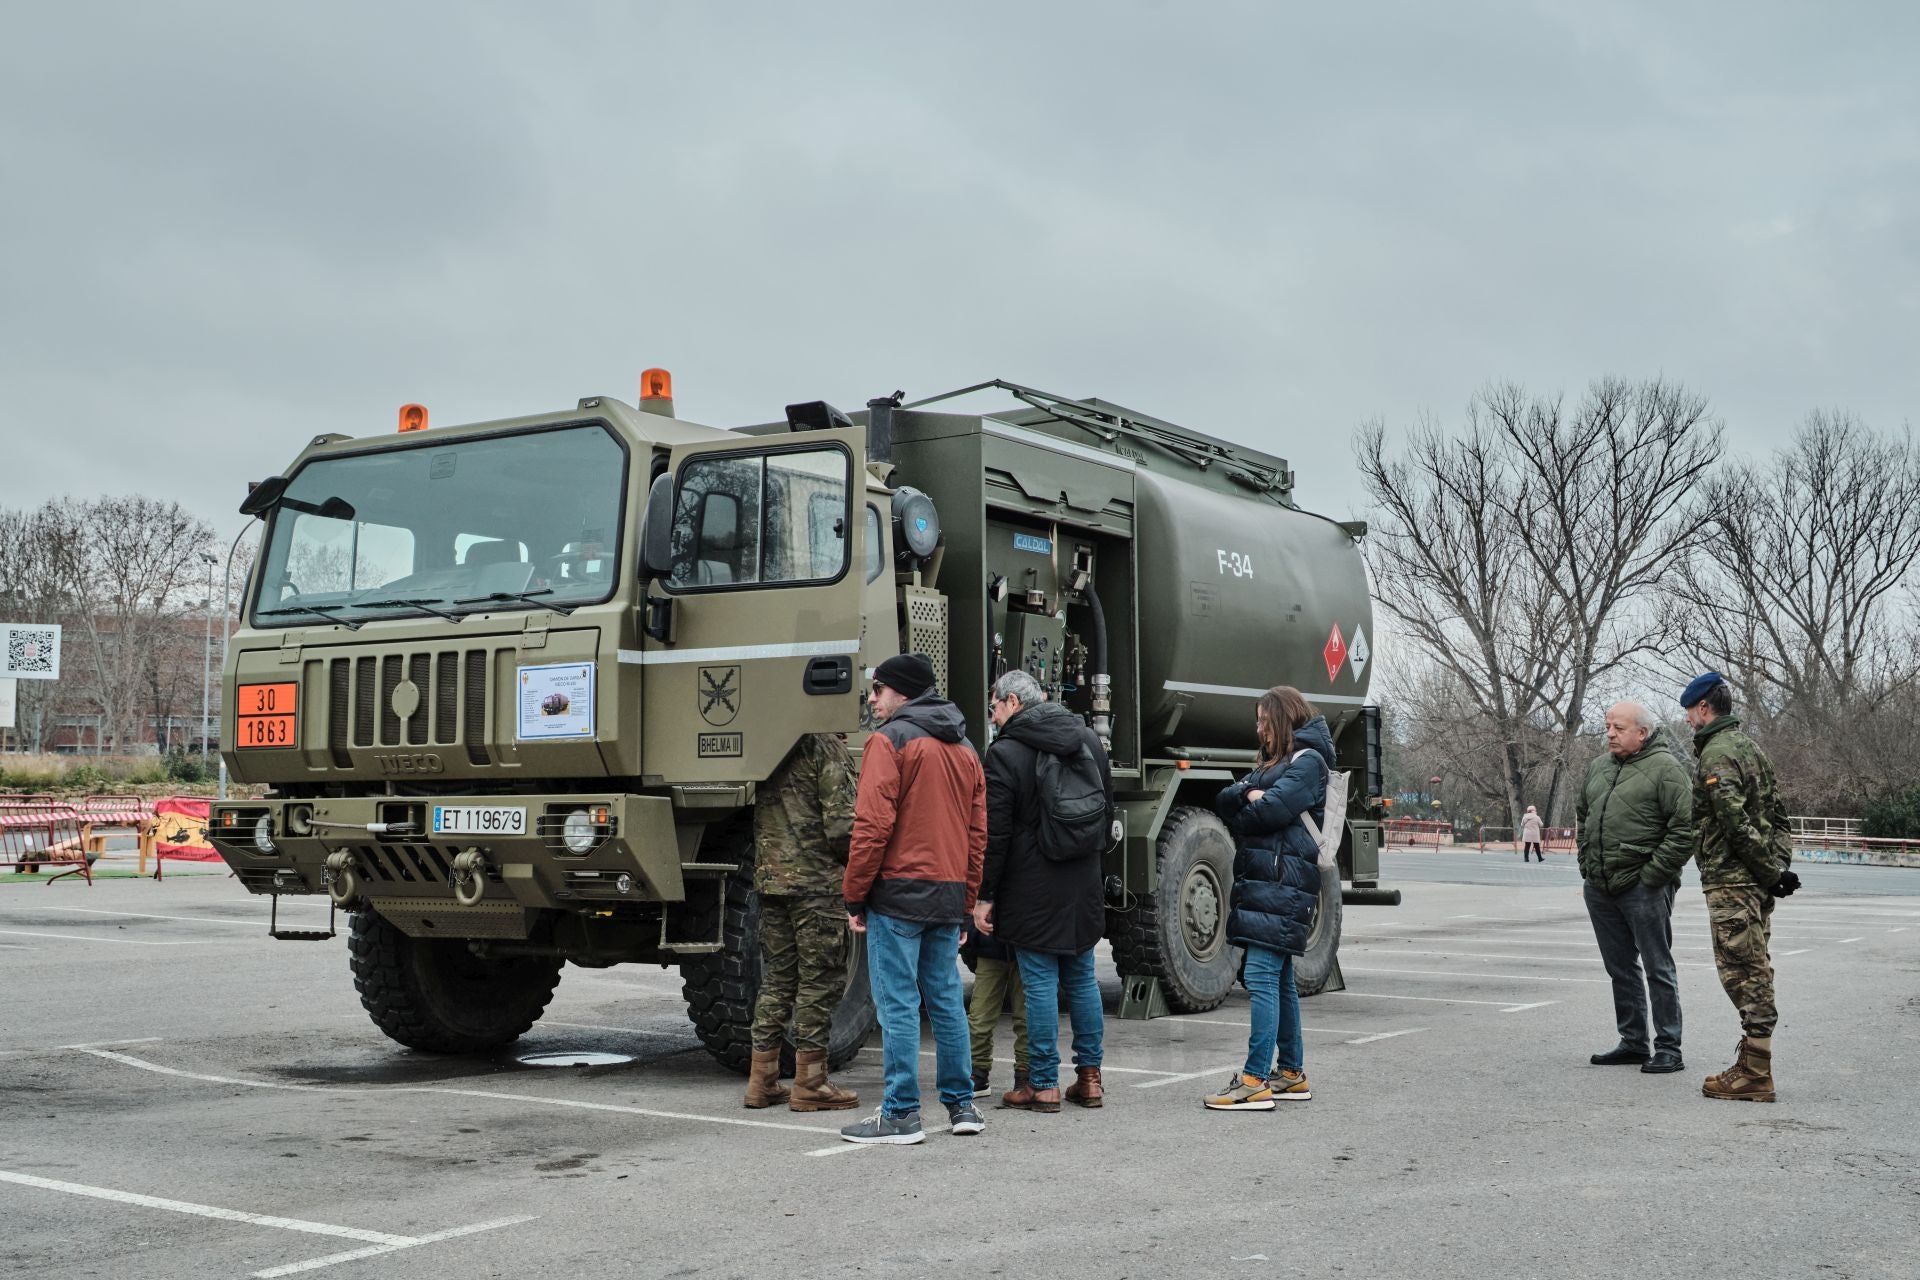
left=751, top=892, right=850, bottom=1053
left=1704, top=885, right=1777, bottom=1038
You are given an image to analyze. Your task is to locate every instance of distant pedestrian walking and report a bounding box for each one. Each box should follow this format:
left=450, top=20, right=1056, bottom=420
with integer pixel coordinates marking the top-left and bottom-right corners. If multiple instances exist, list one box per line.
left=1204, top=685, right=1330, bottom=1112
left=1681, top=672, right=1796, bottom=1104
left=1521, top=806, right=1545, bottom=862
left=1576, top=702, right=1694, bottom=1076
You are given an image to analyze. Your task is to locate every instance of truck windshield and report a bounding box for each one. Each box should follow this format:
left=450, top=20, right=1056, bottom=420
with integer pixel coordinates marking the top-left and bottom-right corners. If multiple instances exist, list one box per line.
left=250, top=423, right=627, bottom=627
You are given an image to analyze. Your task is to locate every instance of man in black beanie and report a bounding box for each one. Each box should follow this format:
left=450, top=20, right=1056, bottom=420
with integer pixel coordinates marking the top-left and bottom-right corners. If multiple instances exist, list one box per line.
left=839, top=653, right=988, bottom=1145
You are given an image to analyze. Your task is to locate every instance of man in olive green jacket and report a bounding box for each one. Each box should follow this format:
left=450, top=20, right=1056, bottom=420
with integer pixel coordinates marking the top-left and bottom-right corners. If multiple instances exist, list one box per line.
left=1575, top=701, right=1694, bottom=1074
left=1681, top=672, right=1797, bottom=1103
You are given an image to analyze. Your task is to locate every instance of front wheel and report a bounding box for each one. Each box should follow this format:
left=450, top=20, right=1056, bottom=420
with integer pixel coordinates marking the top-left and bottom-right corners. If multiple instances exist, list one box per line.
left=348, top=912, right=562, bottom=1054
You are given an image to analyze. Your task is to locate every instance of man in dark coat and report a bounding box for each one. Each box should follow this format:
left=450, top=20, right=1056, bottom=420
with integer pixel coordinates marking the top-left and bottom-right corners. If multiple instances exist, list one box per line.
left=971, top=669, right=1113, bottom=1113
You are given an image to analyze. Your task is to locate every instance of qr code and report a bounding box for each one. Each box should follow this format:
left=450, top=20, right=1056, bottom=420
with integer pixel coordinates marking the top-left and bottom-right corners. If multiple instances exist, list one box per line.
left=6, top=627, right=56, bottom=674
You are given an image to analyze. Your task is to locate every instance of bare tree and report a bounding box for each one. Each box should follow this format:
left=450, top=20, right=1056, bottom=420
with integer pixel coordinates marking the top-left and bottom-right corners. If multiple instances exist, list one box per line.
left=1491, top=377, right=1724, bottom=816
left=1361, top=378, right=1722, bottom=827
left=1679, top=411, right=1920, bottom=806
left=50, top=496, right=215, bottom=752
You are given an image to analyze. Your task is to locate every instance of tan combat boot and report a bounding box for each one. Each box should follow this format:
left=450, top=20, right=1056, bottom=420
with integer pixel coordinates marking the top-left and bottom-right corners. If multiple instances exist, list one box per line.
left=743, top=1047, right=790, bottom=1109
left=1064, top=1066, right=1105, bottom=1108
left=789, top=1048, right=859, bottom=1112
left=1702, top=1037, right=1776, bottom=1103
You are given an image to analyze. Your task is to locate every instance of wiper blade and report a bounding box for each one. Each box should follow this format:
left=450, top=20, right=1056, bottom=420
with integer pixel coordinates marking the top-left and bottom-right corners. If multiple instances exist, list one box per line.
left=357, top=597, right=465, bottom=622
left=451, top=588, right=576, bottom=617
left=258, top=604, right=362, bottom=630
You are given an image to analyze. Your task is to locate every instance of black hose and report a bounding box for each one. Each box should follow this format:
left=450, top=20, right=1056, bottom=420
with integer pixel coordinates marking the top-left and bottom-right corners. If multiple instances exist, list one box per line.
left=1082, top=580, right=1108, bottom=681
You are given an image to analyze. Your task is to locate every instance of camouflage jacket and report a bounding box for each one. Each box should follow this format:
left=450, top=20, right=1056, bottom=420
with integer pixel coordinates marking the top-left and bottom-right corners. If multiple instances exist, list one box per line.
left=754, top=733, right=858, bottom=897
left=1690, top=715, right=1793, bottom=889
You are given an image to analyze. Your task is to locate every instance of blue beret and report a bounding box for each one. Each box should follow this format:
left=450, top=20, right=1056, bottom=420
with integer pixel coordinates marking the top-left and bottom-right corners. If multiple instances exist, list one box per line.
left=1679, top=671, right=1724, bottom=708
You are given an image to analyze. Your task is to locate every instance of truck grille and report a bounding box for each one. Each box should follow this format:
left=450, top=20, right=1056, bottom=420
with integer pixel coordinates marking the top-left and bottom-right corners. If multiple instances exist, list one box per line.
left=318, top=649, right=494, bottom=762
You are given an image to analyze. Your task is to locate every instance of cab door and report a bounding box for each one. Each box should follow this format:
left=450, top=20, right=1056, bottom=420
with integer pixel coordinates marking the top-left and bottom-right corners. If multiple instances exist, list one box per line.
left=639, top=428, right=867, bottom=782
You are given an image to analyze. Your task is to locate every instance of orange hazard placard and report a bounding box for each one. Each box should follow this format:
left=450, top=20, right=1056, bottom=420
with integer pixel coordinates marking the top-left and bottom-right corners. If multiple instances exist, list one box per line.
left=237, top=682, right=298, bottom=749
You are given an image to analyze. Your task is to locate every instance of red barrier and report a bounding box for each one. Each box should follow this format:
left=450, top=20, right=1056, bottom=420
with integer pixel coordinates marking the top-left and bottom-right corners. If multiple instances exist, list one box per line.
left=0, top=803, right=94, bottom=884
left=1383, top=818, right=1451, bottom=847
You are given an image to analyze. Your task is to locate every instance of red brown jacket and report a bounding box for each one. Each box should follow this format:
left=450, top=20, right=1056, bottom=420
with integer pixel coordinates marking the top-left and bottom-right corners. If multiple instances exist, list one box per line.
left=843, top=693, right=985, bottom=924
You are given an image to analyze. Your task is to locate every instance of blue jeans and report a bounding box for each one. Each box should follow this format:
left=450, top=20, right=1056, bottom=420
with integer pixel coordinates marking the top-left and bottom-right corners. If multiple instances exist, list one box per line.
left=864, top=911, right=974, bottom=1116
left=1014, top=947, right=1104, bottom=1090
left=1242, top=944, right=1304, bottom=1077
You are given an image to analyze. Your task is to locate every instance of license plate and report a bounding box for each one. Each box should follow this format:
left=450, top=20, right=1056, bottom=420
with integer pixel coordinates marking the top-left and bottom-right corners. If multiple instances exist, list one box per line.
left=432, top=805, right=527, bottom=836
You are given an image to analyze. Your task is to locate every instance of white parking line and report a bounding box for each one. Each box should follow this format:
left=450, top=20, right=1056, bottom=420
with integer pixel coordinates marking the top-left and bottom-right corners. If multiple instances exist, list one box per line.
left=1340, top=965, right=1608, bottom=984
left=0, top=928, right=237, bottom=947
left=1135, top=1065, right=1242, bottom=1089
left=1344, top=1028, right=1426, bottom=1045
left=24, top=905, right=277, bottom=928
left=858, top=1046, right=1185, bottom=1078
left=1325, top=992, right=1559, bottom=1012
left=1834, top=937, right=1864, bottom=944
left=78, top=1048, right=851, bottom=1139
left=1344, top=945, right=1717, bottom=969
left=0, top=1169, right=411, bottom=1245
left=253, top=1217, right=537, bottom=1277
left=0, top=1168, right=532, bottom=1279
left=1167, top=1017, right=1373, bottom=1035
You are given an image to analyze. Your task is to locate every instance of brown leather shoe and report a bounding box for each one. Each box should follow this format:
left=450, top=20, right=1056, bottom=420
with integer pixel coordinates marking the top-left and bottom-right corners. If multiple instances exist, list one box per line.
left=1064, top=1066, right=1104, bottom=1108
left=743, top=1046, right=790, bottom=1109
left=999, top=1081, right=1062, bottom=1113
left=789, top=1048, right=859, bottom=1112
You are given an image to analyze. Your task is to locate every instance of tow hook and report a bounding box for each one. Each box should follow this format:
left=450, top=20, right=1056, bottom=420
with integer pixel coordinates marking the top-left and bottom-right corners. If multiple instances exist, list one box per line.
left=451, top=849, right=490, bottom=906
left=322, top=850, right=359, bottom=906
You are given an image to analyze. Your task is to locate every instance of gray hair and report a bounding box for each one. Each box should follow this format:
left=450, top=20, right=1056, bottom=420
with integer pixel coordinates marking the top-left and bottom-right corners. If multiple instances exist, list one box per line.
left=1611, top=701, right=1657, bottom=733
left=991, top=669, right=1046, bottom=709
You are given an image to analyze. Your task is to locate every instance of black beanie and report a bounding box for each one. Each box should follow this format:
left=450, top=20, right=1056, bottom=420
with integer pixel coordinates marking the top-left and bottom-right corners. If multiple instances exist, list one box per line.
left=873, top=652, right=937, bottom=700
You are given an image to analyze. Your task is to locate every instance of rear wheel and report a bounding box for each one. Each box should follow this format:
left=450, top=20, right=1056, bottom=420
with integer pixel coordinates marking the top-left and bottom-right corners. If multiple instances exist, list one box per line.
left=1292, top=867, right=1343, bottom=996
left=348, top=912, right=562, bottom=1054
left=679, top=855, right=875, bottom=1076
left=1107, top=805, right=1240, bottom=1013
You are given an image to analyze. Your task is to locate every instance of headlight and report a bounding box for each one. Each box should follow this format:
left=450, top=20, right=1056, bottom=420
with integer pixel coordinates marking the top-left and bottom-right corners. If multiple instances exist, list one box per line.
left=561, top=808, right=595, bottom=854
left=253, top=814, right=277, bottom=854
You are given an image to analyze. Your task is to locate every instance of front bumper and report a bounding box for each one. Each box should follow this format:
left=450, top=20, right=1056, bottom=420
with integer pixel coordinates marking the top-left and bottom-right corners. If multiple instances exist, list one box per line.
left=208, top=793, right=685, bottom=911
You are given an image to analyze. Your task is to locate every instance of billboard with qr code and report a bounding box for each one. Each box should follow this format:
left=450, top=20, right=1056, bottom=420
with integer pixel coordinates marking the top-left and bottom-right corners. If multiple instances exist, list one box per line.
left=0, top=624, right=61, bottom=681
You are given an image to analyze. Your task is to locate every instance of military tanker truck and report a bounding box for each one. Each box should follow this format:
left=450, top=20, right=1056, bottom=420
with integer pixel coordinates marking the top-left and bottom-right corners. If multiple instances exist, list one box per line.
left=208, top=374, right=1397, bottom=1072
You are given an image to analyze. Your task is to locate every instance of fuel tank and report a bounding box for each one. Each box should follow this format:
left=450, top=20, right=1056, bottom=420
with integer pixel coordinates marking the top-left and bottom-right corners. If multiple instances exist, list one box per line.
left=1133, top=468, right=1373, bottom=754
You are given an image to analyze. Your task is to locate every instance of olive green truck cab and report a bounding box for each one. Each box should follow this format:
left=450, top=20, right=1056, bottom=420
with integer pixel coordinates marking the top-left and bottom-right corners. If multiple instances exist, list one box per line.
left=210, top=376, right=1396, bottom=1070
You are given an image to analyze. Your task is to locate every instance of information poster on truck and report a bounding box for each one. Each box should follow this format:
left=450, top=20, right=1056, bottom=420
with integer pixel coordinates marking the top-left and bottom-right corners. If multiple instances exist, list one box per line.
left=517, top=662, right=595, bottom=740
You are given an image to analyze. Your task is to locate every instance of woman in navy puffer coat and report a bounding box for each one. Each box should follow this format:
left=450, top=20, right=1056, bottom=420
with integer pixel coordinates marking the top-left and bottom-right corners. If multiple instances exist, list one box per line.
left=1204, top=687, right=1331, bottom=1110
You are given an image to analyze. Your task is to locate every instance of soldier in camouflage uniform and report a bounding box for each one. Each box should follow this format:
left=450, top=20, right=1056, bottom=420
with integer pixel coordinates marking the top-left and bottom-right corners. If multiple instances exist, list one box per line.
left=1680, top=672, right=1801, bottom=1103
left=744, top=732, right=861, bottom=1112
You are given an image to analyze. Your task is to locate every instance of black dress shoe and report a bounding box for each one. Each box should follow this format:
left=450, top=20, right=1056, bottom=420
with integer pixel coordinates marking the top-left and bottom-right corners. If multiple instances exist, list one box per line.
left=1590, top=1045, right=1651, bottom=1066
left=1641, top=1050, right=1685, bottom=1074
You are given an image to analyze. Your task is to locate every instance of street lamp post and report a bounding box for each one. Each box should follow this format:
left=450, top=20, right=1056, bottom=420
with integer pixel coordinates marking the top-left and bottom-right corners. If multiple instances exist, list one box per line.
left=199, top=550, right=218, bottom=760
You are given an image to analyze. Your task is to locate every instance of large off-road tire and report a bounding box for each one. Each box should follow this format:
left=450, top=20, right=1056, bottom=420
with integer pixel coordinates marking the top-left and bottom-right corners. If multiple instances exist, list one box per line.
left=679, top=861, right=875, bottom=1077
left=1292, top=866, right=1344, bottom=996
left=348, top=912, right=562, bottom=1054
left=1107, top=805, right=1240, bottom=1014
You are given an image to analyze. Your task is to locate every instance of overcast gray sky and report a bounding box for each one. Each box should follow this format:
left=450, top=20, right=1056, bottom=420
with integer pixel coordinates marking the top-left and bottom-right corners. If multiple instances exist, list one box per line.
left=3, top=2, right=1914, bottom=544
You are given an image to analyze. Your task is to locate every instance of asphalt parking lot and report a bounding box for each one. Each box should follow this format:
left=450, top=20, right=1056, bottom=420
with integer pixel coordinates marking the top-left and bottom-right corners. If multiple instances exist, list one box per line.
left=3, top=850, right=1916, bottom=1280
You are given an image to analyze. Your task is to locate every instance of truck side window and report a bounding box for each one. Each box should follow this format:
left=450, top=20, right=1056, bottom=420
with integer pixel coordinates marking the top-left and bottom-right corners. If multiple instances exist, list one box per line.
left=669, top=447, right=849, bottom=590
left=864, top=503, right=884, bottom=583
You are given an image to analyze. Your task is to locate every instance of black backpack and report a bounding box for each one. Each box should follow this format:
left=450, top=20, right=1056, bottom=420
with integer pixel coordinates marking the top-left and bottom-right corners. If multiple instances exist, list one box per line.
left=1033, top=740, right=1110, bottom=862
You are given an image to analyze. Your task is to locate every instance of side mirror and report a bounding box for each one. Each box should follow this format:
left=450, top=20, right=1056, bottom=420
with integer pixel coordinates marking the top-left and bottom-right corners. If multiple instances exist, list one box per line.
left=640, top=472, right=676, bottom=579
left=240, top=476, right=289, bottom=516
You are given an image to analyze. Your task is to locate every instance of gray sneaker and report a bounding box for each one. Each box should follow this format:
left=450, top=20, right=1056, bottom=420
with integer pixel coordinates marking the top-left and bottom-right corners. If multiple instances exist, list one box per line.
left=947, top=1100, right=986, bottom=1136
left=839, top=1108, right=925, bottom=1145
